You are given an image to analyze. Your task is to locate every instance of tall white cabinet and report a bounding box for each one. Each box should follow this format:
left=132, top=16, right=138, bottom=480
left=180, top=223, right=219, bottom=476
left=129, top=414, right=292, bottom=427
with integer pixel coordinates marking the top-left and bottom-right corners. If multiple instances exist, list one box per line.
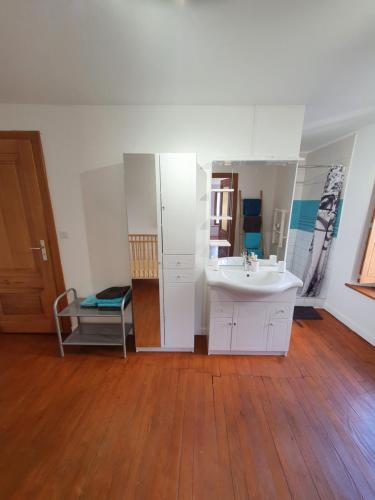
left=159, top=154, right=196, bottom=255
left=159, top=154, right=196, bottom=350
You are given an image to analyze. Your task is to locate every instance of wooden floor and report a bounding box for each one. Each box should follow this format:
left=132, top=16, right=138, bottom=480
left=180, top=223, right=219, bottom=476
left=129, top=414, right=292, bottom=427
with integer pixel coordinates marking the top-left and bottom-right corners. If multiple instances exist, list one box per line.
left=1, top=310, right=375, bottom=499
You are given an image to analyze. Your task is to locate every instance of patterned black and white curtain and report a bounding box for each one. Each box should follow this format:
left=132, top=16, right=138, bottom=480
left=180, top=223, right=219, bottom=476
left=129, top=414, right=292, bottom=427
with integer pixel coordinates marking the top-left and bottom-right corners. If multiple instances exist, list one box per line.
left=301, top=165, right=344, bottom=297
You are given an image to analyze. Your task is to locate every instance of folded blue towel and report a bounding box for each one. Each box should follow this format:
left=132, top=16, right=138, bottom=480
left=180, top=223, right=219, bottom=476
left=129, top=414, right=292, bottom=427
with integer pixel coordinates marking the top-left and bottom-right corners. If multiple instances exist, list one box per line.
left=245, top=232, right=262, bottom=249
left=81, top=295, right=124, bottom=308
left=243, top=199, right=261, bottom=216
left=97, top=297, right=123, bottom=307
left=80, top=289, right=131, bottom=309
left=80, top=295, right=98, bottom=308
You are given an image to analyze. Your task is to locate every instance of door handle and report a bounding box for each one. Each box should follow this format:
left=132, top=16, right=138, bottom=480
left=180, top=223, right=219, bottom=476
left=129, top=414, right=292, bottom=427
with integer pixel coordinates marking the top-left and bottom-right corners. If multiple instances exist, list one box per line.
left=30, top=239, right=48, bottom=261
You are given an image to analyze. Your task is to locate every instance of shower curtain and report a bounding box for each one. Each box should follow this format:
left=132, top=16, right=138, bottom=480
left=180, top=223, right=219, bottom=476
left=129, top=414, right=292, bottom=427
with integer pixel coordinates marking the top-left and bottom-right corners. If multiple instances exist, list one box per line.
left=301, top=165, right=344, bottom=297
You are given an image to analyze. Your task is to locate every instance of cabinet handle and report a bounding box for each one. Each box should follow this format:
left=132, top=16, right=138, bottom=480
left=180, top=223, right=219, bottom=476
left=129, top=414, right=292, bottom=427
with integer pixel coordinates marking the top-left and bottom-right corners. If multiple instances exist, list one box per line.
left=277, top=309, right=285, bottom=314
left=176, top=261, right=181, bottom=265
left=233, top=322, right=237, bottom=326
left=229, top=322, right=232, bottom=326
left=269, top=322, right=274, bottom=327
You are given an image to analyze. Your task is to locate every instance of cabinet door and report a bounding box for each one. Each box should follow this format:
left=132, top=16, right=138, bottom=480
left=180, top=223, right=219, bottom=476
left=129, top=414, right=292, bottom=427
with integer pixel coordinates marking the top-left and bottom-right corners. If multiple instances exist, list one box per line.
left=267, top=319, right=291, bottom=351
left=210, top=318, right=233, bottom=351
left=159, top=154, right=196, bottom=255
left=231, top=303, right=268, bottom=351
left=164, top=282, right=195, bottom=349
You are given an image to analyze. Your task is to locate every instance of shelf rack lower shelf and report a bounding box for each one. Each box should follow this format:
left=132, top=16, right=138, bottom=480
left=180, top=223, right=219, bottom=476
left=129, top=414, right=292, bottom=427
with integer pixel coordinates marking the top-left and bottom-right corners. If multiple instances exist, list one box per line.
left=63, top=323, right=132, bottom=346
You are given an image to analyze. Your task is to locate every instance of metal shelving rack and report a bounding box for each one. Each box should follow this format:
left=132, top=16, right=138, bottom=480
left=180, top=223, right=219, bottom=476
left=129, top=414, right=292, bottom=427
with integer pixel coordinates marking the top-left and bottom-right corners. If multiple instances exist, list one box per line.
left=54, top=288, right=132, bottom=358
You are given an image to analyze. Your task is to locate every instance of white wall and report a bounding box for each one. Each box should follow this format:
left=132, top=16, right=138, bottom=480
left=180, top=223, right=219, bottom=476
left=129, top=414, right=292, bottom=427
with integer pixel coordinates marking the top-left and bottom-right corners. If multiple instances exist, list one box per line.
left=325, top=124, right=375, bottom=346
left=0, top=103, right=303, bottom=334
left=81, top=164, right=129, bottom=292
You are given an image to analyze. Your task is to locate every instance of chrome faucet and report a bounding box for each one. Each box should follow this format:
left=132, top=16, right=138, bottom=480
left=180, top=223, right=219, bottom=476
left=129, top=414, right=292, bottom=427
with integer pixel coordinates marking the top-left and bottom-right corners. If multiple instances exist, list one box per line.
left=244, top=251, right=260, bottom=273
left=241, top=250, right=249, bottom=271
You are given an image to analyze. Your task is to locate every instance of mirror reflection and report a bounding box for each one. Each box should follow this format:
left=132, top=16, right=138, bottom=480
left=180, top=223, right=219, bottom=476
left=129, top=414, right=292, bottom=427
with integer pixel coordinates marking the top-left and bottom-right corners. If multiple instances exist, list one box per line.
left=210, top=161, right=296, bottom=262
left=124, top=154, right=161, bottom=349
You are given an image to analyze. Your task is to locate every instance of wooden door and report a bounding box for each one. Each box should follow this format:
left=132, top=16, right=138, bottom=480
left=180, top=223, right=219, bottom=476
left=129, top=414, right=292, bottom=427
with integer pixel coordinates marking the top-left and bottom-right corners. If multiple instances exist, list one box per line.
left=159, top=154, right=196, bottom=255
left=0, top=132, right=65, bottom=333
left=359, top=207, right=375, bottom=284
left=231, top=302, right=268, bottom=351
left=211, top=173, right=238, bottom=257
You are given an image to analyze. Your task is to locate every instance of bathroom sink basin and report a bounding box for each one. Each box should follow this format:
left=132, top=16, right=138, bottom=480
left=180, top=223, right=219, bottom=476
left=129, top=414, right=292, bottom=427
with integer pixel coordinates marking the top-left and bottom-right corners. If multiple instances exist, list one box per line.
left=206, top=265, right=303, bottom=295
left=221, top=269, right=280, bottom=286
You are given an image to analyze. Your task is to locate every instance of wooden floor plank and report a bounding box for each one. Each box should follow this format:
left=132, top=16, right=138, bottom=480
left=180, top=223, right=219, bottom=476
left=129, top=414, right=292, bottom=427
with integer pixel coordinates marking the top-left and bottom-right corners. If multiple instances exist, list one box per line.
left=78, top=364, right=157, bottom=499
left=258, top=376, right=320, bottom=500
left=212, top=376, right=236, bottom=500
left=237, top=375, right=292, bottom=499
left=290, top=376, right=375, bottom=499
left=267, top=377, right=362, bottom=500
left=1, top=313, right=375, bottom=500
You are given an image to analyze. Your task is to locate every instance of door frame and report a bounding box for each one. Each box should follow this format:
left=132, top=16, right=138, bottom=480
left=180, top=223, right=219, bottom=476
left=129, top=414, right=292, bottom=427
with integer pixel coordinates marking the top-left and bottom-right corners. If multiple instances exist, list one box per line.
left=0, top=131, right=67, bottom=328
left=212, top=172, right=238, bottom=256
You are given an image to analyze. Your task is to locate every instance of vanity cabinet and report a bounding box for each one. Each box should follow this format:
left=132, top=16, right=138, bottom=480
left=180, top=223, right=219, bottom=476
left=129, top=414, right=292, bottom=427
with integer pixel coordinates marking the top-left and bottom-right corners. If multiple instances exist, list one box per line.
left=267, top=319, right=291, bottom=351
left=210, top=317, right=233, bottom=351
left=208, top=296, right=294, bottom=355
left=231, top=303, right=269, bottom=351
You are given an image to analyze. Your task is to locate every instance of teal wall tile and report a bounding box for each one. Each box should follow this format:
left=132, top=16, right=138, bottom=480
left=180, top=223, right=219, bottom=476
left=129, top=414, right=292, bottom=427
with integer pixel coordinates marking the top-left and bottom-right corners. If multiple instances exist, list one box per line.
left=290, top=199, right=343, bottom=237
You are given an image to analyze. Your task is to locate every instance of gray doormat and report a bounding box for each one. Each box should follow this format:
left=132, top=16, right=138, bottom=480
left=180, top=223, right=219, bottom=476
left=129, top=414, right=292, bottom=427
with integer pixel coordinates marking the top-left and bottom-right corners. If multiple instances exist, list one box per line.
left=293, top=306, right=322, bottom=320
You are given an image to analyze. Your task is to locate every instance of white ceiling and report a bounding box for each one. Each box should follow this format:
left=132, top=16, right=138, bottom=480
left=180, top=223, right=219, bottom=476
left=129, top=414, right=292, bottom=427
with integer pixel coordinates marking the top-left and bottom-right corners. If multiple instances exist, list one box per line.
left=1, top=0, right=375, bottom=151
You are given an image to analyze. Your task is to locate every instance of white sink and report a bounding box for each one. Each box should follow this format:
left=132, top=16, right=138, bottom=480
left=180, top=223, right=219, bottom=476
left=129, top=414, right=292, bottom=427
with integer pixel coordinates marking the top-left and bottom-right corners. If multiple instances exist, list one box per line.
left=206, top=265, right=303, bottom=295
left=222, top=269, right=281, bottom=286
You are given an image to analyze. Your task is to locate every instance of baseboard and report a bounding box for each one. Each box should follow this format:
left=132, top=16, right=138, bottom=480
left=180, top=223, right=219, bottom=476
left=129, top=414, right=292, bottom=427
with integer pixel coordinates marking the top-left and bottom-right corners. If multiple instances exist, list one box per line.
left=324, top=303, right=375, bottom=347
left=208, top=350, right=287, bottom=356
left=136, top=347, right=194, bottom=352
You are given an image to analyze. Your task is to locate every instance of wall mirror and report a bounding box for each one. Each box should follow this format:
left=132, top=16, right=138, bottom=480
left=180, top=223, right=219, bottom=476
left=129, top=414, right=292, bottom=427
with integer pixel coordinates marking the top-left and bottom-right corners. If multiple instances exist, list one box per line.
left=209, top=161, right=297, bottom=263
left=124, top=154, right=161, bottom=349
